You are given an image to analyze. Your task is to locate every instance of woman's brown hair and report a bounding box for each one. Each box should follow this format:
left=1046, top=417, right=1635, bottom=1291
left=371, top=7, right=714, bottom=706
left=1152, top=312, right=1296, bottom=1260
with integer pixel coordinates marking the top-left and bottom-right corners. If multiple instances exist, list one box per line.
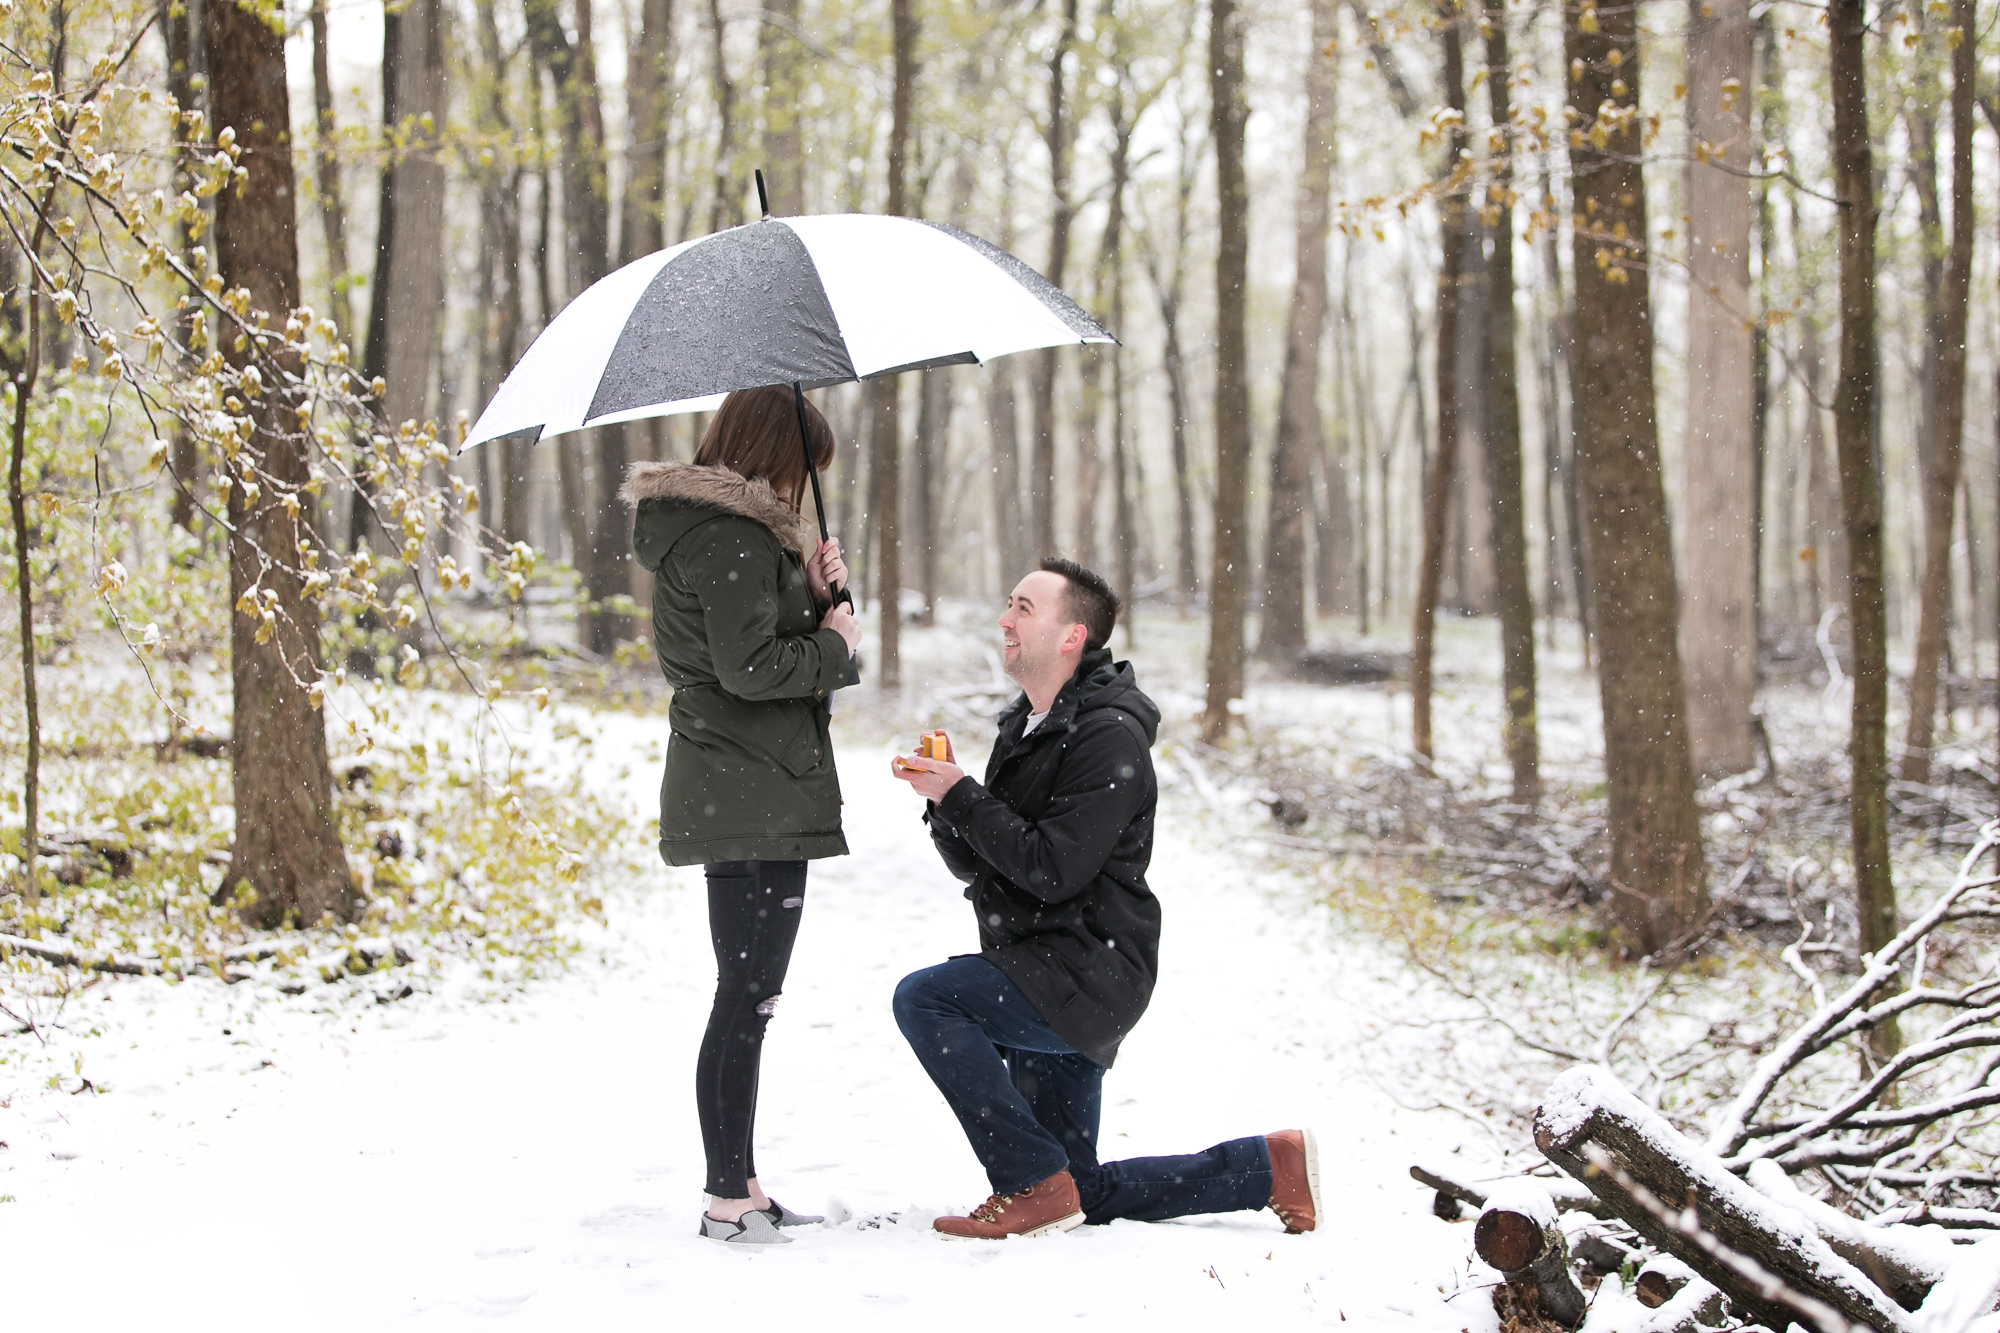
left=695, top=386, right=837, bottom=510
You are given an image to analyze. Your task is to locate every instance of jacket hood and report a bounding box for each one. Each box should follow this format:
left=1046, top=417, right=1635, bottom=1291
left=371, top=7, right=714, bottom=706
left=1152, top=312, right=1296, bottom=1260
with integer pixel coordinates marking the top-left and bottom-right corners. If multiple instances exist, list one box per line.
left=1001, top=649, right=1160, bottom=745
left=620, top=461, right=817, bottom=558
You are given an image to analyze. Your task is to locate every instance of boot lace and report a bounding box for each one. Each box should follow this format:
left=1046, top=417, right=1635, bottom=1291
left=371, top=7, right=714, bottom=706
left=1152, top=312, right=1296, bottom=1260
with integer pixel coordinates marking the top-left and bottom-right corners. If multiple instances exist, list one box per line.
left=968, top=1191, right=1020, bottom=1224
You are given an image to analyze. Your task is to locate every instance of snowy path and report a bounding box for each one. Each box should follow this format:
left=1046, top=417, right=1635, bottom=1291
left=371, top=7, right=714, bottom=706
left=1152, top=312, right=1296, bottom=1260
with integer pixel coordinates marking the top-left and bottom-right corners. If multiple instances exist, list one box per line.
left=0, top=712, right=1495, bottom=1330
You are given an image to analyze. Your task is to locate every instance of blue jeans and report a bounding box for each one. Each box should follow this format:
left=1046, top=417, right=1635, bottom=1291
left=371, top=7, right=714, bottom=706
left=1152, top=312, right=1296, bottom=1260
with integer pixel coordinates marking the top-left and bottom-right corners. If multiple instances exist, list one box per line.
left=892, top=956, right=1273, bottom=1224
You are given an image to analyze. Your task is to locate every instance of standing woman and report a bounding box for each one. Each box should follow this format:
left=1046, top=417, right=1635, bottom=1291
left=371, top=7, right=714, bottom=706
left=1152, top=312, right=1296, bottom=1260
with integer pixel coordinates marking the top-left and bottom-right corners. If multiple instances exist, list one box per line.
left=622, top=386, right=862, bottom=1245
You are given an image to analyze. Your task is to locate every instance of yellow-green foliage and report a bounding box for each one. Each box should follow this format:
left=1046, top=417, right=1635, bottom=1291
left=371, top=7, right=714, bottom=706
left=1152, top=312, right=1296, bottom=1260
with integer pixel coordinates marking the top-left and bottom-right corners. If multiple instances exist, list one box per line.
left=1, top=674, right=632, bottom=995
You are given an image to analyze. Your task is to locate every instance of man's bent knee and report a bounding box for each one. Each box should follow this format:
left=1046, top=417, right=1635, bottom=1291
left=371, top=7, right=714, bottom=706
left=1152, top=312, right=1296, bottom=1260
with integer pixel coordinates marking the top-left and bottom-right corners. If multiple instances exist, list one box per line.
left=892, top=962, right=962, bottom=1036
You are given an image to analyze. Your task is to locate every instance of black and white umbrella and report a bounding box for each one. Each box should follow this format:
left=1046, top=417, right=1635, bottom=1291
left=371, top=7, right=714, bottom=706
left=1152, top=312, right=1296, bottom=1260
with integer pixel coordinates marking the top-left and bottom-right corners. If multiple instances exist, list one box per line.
left=464, top=211, right=1113, bottom=451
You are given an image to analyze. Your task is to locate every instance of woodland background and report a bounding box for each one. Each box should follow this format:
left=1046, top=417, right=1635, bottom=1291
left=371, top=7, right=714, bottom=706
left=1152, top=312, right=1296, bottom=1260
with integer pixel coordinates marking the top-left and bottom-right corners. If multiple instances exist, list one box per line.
left=0, top=0, right=1995, bottom=963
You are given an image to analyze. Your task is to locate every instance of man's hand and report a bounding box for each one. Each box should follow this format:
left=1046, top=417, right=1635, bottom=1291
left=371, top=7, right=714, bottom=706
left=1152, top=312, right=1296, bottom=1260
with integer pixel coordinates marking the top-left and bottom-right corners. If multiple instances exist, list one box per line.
left=890, top=746, right=965, bottom=802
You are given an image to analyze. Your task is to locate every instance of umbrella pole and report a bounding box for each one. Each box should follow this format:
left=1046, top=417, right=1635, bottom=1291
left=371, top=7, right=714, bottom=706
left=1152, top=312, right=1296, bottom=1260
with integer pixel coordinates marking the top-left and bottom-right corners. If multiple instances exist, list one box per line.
left=794, top=381, right=851, bottom=611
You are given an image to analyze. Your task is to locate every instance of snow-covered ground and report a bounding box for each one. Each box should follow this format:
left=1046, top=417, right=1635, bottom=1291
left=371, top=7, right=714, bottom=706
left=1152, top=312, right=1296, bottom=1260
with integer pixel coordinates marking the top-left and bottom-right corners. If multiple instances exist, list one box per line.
left=0, top=672, right=1510, bottom=1330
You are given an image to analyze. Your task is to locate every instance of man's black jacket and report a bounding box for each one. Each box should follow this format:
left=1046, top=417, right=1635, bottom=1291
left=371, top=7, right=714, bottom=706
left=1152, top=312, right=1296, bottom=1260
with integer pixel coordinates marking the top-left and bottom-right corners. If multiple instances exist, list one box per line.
left=926, top=649, right=1160, bottom=1067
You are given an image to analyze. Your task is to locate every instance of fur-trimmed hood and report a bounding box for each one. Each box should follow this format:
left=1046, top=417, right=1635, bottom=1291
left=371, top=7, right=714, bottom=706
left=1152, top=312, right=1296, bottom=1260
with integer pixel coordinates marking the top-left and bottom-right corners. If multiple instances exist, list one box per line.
left=620, top=461, right=816, bottom=558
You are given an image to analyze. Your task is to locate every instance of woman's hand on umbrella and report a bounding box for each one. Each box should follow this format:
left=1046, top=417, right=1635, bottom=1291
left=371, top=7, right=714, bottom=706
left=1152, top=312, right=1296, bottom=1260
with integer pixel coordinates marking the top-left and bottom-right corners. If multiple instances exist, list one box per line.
left=822, top=600, right=861, bottom=654
left=806, top=538, right=847, bottom=604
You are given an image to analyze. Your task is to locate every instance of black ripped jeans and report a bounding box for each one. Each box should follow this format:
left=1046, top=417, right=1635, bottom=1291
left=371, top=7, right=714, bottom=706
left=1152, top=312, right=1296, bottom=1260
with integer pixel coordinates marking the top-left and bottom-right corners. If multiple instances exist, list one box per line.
left=697, top=859, right=808, bottom=1198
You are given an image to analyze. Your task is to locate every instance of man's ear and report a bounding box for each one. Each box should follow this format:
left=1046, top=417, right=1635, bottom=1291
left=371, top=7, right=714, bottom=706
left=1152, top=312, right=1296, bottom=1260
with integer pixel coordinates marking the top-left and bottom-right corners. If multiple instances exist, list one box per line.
left=1061, top=622, right=1089, bottom=656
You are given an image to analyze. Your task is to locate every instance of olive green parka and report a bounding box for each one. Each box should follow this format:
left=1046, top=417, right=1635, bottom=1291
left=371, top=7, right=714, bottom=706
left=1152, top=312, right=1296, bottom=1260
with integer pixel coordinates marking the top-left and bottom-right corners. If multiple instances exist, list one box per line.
left=622, top=461, right=859, bottom=866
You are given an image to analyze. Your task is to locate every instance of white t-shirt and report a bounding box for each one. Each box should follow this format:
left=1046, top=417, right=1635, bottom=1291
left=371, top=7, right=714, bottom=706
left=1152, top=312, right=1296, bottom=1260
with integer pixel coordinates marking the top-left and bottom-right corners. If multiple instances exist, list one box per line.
left=1023, top=709, right=1050, bottom=736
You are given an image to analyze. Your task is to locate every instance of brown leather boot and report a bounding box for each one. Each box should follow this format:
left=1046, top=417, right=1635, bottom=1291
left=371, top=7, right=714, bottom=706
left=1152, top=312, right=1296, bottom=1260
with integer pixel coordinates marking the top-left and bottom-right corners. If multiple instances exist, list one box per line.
left=1267, top=1129, right=1321, bottom=1234
left=933, top=1170, right=1085, bottom=1240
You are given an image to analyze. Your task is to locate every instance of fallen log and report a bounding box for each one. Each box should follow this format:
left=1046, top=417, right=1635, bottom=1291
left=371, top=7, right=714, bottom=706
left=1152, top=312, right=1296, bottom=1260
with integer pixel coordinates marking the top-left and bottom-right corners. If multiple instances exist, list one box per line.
left=1474, top=1179, right=1589, bottom=1328
left=1638, top=1265, right=1729, bottom=1333
left=1635, top=1254, right=1693, bottom=1309
left=1534, top=1064, right=1915, bottom=1333
left=1411, top=1162, right=1611, bottom=1219
left=0, top=933, right=162, bottom=977
left=1746, top=1160, right=1951, bottom=1308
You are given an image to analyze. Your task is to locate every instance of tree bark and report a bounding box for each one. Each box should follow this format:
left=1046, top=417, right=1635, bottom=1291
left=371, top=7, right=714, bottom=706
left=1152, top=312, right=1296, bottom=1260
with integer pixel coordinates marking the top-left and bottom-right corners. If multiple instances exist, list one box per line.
left=1029, top=0, right=1079, bottom=561
left=308, top=0, right=356, bottom=341
left=1256, top=0, right=1337, bottom=663
left=872, top=0, right=914, bottom=686
left=987, top=360, right=1023, bottom=594
left=1565, top=0, right=1707, bottom=954
left=380, top=0, right=448, bottom=435
left=206, top=0, right=354, bottom=927
left=4, top=206, right=48, bottom=902
left=1828, top=0, right=1896, bottom=984
left=474, top=0, right=528, bottom=546
left=1900, top=0, right=1976, bottom=784
left=1681, top=0, right=1758, bottom=778
left=1482, top=0, right=1538, bottom=801
left=1199, top=0, right=1250, bottom=744
left=526, top=0, right=624, bottom=655
left=914, top=366, right=949, bottom=621
left=759, top=0, right=804, bottom=215
left=1410, top=0, right=1468, bottom=763
left=987, top=174, right=1025, bottom=593
left=161, top=0, right=204, bottom=536
left=704, top=0, right=738, bottom=233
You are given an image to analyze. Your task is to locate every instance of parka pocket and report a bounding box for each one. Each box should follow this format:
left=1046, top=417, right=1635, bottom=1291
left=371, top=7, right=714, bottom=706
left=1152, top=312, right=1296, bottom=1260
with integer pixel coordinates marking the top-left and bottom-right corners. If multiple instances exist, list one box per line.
left=772, top=707, right=827, bottom=777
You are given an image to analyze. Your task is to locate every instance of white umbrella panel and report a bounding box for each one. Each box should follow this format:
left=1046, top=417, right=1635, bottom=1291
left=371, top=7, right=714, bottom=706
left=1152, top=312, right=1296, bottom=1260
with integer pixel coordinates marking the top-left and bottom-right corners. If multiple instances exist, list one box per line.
left=463, top=213, right=1114, bottom=450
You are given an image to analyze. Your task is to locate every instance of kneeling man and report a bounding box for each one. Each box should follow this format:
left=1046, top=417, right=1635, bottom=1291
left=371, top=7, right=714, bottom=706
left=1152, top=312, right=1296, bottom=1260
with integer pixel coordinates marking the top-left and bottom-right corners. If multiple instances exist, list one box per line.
left=889, top=558, right=1320, bottom=1239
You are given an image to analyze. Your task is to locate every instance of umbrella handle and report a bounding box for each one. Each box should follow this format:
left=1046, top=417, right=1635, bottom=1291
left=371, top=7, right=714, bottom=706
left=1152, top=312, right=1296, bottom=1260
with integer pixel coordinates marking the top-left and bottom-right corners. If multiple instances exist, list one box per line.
left=793, top=381, right=853, bottom=614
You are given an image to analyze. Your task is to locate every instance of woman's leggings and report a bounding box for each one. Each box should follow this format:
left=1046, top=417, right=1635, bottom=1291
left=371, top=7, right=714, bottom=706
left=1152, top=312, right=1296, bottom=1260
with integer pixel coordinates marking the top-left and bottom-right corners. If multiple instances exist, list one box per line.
left=697, top=859, right=808, bottom=1198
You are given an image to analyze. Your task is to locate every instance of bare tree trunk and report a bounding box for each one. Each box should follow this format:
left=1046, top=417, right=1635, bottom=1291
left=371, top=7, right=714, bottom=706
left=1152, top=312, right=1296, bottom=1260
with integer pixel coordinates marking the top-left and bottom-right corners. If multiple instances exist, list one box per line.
left=1029, top=0, right=1079, bottom=560
left=704, top=0, right=738, bottom=233
left=1828, top=0, right=1896, bottom=994
left=1901, top=0, right=1976, bottom=784
left=914, top=366, right=949, bottom=622
left=472, top=0, right=527, bottom=545
left=1199, top=0, right=1249, bottom=744
left=872, top=0, right=914, bottom=686
left=162, top=0, right=204, bottom=537
left=1344, top=242, right=1371, bottom=636
left=1410, top=0, right=1467, bottom=763
left=1142, top=102, right=1202, bottom=610
left=1482, top=0, right=1538, bottom=801
left=987, top=362, right=1023, bottom=594
left=1565, top=0, right=1708, bottom=955
left=1256, top=0, right=1336, bottom=663
left=526, top=0, right=622, bottom=654
left=308, top=0, right=356, bottom=340
left=352, top=0, right=402, bottom=559
left=207, top=0, right=353, bottom=927
left=4, top=206, right=48, bottom=901
left=381, top=0, right=448, bottom=434
left=625, top=0, right=672, bottom=261
left=1681, top=0, right=1758, bottom=777
left=1164, top=293, right=1197, bottom=606
left=1535, top=157, right=1572, bottom=631
left=759, top=0, right=804, bottom=215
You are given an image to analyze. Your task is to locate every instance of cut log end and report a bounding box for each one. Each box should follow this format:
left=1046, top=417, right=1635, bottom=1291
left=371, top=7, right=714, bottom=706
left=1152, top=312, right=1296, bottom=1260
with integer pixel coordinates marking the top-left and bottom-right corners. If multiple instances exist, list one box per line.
left=1635, top=1269, right=1681, bottom=1309
left=1477, top=1209, right=1549, bottom=1273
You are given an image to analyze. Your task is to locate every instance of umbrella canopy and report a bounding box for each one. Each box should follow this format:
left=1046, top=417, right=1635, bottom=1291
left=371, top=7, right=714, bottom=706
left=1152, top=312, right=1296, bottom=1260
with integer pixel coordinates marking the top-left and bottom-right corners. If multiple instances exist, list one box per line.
left=463, top=213, right=1114, bottom=450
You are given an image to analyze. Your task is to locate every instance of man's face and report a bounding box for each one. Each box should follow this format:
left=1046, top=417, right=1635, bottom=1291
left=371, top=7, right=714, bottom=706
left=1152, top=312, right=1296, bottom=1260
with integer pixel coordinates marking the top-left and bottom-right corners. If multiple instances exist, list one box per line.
left=999, top=570, right=1082, bottom=683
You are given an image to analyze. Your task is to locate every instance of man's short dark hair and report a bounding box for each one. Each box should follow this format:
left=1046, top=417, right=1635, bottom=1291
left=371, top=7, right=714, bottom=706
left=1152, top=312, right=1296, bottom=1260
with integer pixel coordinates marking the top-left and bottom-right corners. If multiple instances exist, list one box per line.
left=1040, top=558, right=1120, bottom=652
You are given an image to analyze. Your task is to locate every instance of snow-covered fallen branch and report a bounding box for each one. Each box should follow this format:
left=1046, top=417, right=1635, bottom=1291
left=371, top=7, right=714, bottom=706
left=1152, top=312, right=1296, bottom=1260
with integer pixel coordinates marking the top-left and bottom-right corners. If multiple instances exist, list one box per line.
left=1535, top=1063, right=1914, bottom=1333
left=0, top=932, right=162, bottom=976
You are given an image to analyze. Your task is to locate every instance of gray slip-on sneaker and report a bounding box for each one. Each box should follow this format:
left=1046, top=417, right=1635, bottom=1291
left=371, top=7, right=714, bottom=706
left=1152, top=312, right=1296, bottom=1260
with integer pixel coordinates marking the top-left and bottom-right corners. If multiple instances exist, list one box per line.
left=699, top=1208, right=793, bottom=1245
left=761, top=1199, right=823, bottom=1228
